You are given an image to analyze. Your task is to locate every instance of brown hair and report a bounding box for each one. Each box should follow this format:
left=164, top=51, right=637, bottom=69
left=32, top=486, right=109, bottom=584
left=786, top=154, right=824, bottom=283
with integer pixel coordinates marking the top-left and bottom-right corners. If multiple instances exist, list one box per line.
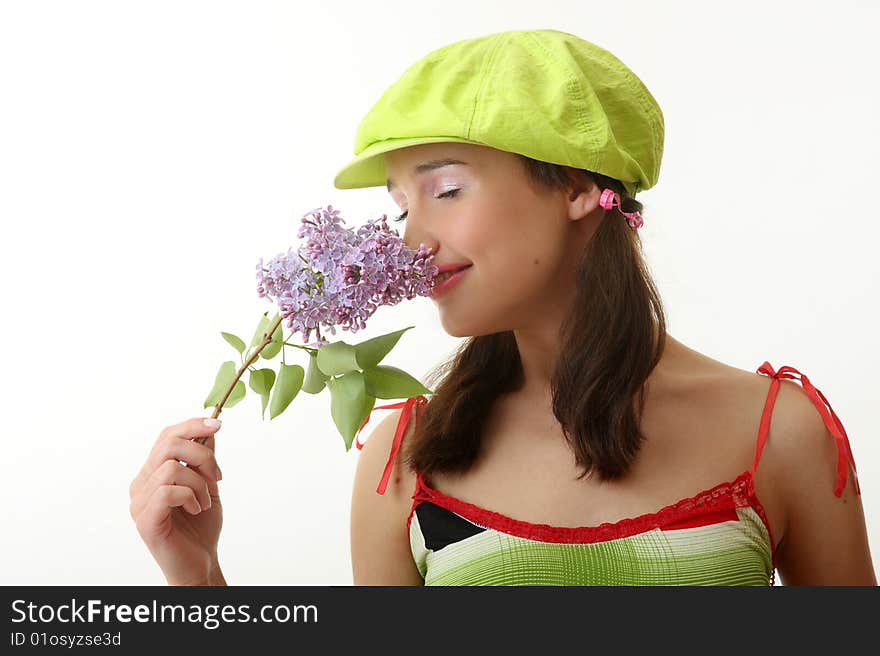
left=401, top=155, right=668, bottom=482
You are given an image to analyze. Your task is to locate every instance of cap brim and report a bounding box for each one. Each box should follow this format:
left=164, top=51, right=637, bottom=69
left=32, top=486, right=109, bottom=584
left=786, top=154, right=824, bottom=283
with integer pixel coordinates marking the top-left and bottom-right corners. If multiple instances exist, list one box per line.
left=333, top=136, right=488, bottom=189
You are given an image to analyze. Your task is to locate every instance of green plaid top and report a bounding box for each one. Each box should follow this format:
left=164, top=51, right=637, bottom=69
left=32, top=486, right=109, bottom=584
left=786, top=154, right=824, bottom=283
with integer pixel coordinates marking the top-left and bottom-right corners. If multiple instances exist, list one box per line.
left=361, top=362, right=860, bottom=586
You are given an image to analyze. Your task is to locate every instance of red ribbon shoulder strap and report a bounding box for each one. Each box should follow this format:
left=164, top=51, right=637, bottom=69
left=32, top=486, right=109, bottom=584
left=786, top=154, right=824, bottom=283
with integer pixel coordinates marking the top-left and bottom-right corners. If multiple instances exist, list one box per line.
left=355, top=395, right=428, bottom=495
left=755, top=361, right=860, bottom=497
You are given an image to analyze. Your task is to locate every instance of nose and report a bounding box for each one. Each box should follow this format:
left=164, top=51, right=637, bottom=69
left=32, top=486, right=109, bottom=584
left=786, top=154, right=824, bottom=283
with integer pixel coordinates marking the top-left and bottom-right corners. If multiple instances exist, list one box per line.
left=401, top=222, right=439, bottom=261
left=407, top=236, right=439, bottom=264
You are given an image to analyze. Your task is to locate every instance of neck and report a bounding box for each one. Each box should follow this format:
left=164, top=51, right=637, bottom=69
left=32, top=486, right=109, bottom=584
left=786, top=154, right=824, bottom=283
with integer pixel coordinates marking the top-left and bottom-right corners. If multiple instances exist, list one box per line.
left=513, top=321, right=675, bottom=401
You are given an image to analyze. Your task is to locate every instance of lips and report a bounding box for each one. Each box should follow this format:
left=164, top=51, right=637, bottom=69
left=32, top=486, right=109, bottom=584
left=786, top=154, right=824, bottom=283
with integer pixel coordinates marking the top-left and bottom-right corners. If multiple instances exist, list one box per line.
left=434, top=262, right=472, bottom=274
left=429, top=264, right=471, bottom=298
left=434, top=271, right=456, bottom=283
left=433, top=263, right=471, bottom=283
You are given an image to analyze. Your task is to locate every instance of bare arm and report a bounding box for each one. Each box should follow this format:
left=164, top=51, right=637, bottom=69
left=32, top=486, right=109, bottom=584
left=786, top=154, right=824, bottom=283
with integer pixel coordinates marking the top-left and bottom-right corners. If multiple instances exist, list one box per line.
left=350, top=409, right=424, bottom=586
left=773, top=381, right=876, bottom=585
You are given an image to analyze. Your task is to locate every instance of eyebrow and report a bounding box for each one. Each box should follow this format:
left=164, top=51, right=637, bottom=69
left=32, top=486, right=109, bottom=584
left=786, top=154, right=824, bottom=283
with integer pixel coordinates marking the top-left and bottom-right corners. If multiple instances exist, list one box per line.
left=386, top=158, right=469, bottom=191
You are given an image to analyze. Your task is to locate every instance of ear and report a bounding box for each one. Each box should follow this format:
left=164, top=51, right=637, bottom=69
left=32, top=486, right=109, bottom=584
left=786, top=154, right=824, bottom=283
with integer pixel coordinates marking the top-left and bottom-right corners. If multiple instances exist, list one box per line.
left=564, top=170, right=601, bottom=222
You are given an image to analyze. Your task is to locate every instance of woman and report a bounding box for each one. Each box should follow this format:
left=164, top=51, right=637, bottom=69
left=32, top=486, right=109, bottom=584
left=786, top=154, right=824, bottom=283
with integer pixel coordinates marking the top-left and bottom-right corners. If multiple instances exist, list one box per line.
left=129, top=29, right=875, bottom=586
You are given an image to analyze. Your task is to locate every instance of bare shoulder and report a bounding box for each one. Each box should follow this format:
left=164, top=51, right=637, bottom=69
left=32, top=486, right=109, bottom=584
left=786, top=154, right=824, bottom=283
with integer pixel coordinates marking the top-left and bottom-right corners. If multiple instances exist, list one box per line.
left=720, top=360, right=857, bottom=507
left=353, top=407, right=419, bottom=499
left=755, top=372, right=874, bottom=584
left=350, top=407, right=422, bottom=586
left=706, top=359, right=874, bottom=584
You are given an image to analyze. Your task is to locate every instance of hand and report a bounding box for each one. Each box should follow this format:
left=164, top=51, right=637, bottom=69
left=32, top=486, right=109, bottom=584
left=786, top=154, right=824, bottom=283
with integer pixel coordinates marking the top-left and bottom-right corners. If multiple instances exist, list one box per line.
left=129, top=417, right=225, bottom=585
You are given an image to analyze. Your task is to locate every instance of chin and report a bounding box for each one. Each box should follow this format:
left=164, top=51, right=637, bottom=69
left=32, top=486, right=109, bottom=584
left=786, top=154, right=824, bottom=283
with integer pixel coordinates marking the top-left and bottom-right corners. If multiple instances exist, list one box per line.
left=439, top=321, right=475, bottom=339
left=438, top=311, right=508, bottom=339
left=435, top=311, right=474, bottom=338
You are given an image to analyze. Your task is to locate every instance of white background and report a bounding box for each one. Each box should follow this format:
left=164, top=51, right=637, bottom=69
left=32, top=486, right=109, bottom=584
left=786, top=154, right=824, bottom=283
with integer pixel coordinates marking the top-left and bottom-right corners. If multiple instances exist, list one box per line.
left=0, top=0, right=877, bottom=585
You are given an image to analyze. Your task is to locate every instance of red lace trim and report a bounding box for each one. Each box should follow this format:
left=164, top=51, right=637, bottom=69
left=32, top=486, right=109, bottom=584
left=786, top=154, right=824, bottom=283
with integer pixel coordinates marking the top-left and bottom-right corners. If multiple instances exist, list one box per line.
left=414, top=467, right=742, bottom=539
left=408, top=469, right=777, bottom=581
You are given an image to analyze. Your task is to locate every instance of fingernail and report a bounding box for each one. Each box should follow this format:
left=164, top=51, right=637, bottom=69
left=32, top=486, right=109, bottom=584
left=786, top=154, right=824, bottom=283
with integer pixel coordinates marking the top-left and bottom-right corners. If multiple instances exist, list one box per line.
left=203, top=418, right=221, bottom=429
left=215, top=466, right=223, bottom=481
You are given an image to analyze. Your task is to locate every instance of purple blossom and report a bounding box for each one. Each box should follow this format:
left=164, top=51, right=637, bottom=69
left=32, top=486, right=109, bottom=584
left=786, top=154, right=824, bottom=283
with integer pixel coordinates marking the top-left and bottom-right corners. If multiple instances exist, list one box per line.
left=255, top=205, right=438, bottom=347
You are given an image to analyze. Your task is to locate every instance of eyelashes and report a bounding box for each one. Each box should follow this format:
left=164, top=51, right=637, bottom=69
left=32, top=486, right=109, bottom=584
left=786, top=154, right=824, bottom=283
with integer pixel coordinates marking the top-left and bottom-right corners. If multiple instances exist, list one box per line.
left=393, top=188, right=461, bottom=223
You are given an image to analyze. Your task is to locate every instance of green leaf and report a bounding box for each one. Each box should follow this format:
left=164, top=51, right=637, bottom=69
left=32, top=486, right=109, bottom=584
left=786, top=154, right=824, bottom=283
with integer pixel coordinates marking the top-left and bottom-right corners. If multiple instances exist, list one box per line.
left=249, top=368, right=276, bottom=395
left=223, top=380, right=247, bottom=408
left=316, top=340, right=360, bottom=376
left=221, top=332, right=246, bottom=354
left=249, top=368, right=276, bottom=420
left=248, top=311, right=271, bottom=350
left=301, top=350, right=330, bottom=394
left=354, top=326, right=415, bottom=369
left=204, top=361, right=237, bottom=409
left=260, top=318, right=284, bottom=360
left=269, top=363, right=304, bottom=419
left=327, top=372, right=375, bottom=451
left=363, top=365, right=433, bottom=399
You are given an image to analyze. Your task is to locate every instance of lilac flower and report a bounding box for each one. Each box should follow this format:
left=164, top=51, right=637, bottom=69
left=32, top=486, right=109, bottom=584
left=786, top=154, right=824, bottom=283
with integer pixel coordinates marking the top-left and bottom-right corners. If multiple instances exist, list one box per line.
left=255, top=205, right=438, bottom=348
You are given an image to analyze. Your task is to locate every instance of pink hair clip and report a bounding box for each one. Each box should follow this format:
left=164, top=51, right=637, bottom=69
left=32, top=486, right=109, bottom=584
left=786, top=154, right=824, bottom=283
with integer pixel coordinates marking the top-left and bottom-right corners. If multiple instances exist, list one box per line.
left=599, top=188, right=643, bottom=230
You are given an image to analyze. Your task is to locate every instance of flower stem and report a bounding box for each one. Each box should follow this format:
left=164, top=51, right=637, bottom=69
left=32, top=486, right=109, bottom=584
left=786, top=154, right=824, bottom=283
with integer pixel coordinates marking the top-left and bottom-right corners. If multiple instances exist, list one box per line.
left=283, top=341, right=318, bottom=354
left=197, top=313, right=285, bottom=444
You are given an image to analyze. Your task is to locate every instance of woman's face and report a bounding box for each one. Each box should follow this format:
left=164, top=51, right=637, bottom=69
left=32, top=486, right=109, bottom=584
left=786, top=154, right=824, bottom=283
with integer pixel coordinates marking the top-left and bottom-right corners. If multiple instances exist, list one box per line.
left=384, top=142, right=601, bottom=338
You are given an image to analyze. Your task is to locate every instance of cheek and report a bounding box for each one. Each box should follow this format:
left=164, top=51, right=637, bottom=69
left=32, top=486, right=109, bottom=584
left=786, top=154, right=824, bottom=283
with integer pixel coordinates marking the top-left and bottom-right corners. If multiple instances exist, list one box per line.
left=481, top=206, right=567, bottom=269
left=455, top=188, right=567, bottom=274
left=472, top=228, right=566, bottom=300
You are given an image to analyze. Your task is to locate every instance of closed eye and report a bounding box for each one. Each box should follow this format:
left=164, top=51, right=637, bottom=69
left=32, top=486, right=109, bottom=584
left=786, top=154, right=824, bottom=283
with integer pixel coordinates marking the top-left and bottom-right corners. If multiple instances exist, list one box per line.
left=393, top=188, right=461, bottom=223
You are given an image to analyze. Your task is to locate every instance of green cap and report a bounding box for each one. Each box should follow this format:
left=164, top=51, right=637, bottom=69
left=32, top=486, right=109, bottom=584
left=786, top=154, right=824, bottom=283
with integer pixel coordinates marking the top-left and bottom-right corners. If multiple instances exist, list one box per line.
left=333, top=29, right=664, bottom=197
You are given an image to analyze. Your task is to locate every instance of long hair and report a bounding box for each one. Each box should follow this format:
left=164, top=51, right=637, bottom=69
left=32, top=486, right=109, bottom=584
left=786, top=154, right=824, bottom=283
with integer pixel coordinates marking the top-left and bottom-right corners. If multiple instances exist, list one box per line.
left=401, top=155, right=668, bottom=482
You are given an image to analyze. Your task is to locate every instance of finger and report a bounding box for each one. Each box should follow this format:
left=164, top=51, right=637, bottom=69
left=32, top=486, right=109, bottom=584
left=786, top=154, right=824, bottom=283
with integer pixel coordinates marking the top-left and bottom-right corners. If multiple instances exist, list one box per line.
left=131, top=418, right=222, bottom=496
left=135, top=485, right=202, bottom=542
left=196, top=434, right=216, bottom=453
left=194, top=431, right=216, bottom=448
left=160, top=460, right=217, bottom=510
left=131, top=444, right=216, bottom=514
left=197, top=435, right=222, bottom=480
left=162, top=417, right=223, bottom=445
left=132, top=460, right=214, bottom=519
left=146, top=434, right=222, bottom=484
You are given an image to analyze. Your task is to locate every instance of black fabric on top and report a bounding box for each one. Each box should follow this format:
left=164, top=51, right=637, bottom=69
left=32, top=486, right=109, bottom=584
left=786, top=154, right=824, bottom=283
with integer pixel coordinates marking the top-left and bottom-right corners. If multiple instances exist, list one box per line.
left=416, top=501, right=487, bottom=551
